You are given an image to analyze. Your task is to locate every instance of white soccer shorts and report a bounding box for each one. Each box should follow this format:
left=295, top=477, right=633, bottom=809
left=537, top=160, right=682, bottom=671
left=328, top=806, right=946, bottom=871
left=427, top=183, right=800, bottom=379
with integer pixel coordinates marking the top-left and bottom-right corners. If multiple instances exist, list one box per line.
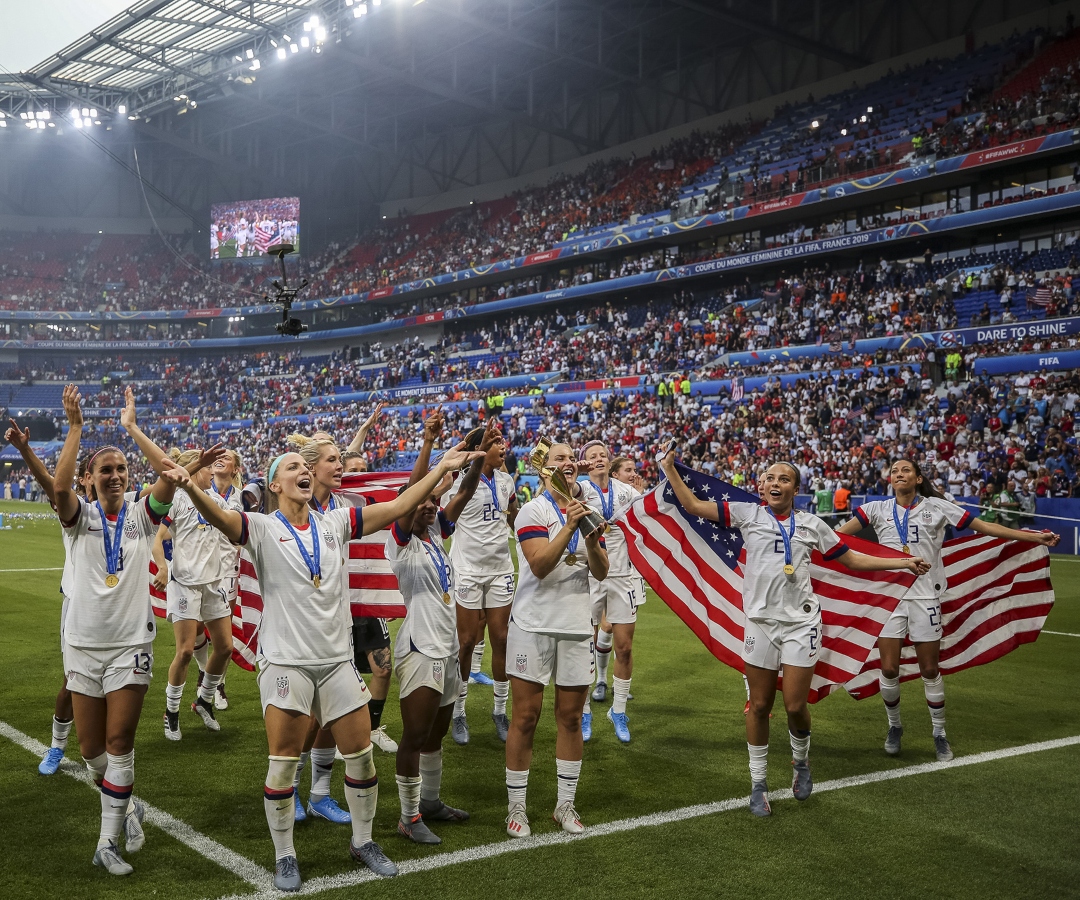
left=166, top=577, right=234, bottom=623
left=506, top=621, right=593, bottom=687
left=880, top=597, right=943, bottom=643
left=257, top=660, right=370, bottom=724
left=395, top=650, right=461, bottom=705
left=64, top=642, right=154, bottom=698
left=741, top=616, right=821, bottom=670
left=589, top=573, right=641, bottom=625
left=453, top=571, right=515, bottom=610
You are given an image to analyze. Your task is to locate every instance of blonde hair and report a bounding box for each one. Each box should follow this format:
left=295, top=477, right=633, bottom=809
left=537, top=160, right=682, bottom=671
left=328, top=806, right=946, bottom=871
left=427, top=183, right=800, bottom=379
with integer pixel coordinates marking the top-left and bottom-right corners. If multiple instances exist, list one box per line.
left=287, top=432, right=338, bottom=469
left=222, top=449, right=243, bottom=490
left=168, top=447, right=202, bottom=468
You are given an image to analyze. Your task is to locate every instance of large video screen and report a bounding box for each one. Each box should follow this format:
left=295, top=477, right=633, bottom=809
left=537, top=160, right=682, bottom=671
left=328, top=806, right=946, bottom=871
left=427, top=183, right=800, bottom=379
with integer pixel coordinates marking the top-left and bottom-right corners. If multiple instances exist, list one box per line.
left=210, top=196, right=299, bottom=259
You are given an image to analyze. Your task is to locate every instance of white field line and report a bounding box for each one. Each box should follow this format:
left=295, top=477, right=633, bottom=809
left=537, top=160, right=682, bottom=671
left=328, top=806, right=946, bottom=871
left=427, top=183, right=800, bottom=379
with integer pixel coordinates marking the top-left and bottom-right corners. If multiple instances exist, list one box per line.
left=212, top=733, right=1080, bottom=900
left=0, top=720, right=273, bottom=892
left=0, top=566, right=63, bottom=572
left=1042, top=630, right=1080, bottom=637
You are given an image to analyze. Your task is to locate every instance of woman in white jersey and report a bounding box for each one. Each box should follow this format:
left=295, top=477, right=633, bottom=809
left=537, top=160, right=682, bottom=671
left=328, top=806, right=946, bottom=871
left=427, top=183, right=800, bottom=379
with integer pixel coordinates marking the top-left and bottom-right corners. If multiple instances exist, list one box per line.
left=158, top=449, right=241, bottom=741
left=169, top=441, right=481, bottom=891
left=205, top=449, right=243, bottom=710
left=505, top=442, right=609, bottom=838
left=387, top=413, right=485, bottom=844
left=447, top=418, right=519, bottom=745
left=53, top=386, right=183, bottom=876
left=578, top=443, right=641, bottom=743
left=838, top=458, right=1059, bottom=760
left=661, top=452, right=930, bottom=818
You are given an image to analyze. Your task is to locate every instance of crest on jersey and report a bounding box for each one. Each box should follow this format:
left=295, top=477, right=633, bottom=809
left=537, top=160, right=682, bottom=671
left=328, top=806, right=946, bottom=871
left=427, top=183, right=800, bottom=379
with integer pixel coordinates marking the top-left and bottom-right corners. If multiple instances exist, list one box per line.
left=276, top=676, right=289, bottom=698
left=796, top=526, right=810, bottom=537
left=921, top=510, right=933, bottom=523
left=123, top=518, right=139, bottom=539
left=322, top=529, right=336, bottom=550
left=516, top=654, right=528, bottom=674
left=432, top=660, right=443, bottom=682
left=744, top=635, right=755, bottom=651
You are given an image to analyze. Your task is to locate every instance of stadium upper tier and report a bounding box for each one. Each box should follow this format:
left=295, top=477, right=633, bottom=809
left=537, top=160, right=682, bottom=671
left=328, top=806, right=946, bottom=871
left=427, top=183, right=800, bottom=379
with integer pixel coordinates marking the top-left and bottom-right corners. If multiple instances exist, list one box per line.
left=2, top=27, right=1079, bottom=324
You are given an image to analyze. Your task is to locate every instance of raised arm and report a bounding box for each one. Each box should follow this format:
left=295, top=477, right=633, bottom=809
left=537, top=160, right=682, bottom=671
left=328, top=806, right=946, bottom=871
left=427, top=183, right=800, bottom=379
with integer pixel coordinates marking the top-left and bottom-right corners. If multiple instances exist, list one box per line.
left=658, top=448, right=719, bottom=521
left=53, top=385, right=84, bottom=524
left=347, top=402, right=385, bottom=453
left=5, top=418, right=56, bottom=505
left=969, top=517, right=1060, bottom=546
left=442, top=417, right=498, bottom=522
left=165, top=464, right=245, bottom=544
left=121, top=387, right=170, bottom=474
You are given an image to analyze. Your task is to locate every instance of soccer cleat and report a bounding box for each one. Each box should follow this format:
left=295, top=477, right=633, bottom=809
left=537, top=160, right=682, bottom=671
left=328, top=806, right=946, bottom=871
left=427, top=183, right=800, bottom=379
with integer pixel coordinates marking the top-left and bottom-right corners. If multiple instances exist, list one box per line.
left=469, top=671, right=494, bottom=686
left=553, top=800, right=584, bottom=834
left=419, top=797, right=470, bottom=822
left=123, top=798, right=146, bottom=853
left=214, top=682, right=229, bottom=710
left=884, top=725, right=903, bottom=756
left=349, top=840, right=398, bottom=877
left=92, top=842, right=133, bottom=876
left=491, top=712, right=510, bottom=742
left=308, top=796, right=352, bottom=824
left=791, top=759, right=812, bottom=801
left=505, top=803, right=531, bottom=838
left=370, top=725, right=399, bottom=753
left=163, top=710, right=181, bottom=742
left=581, top=712, right=592, bottom=742
left=38, top=747, right=64, bottom=775
left=397, top=814, right=441, bottom=844
left=293, top=794, right=306, bottom=822
left=607, top=708, right=631, bottom=743
left=191, top=697, right=220, bottom=732
left=274, top=855, right=302, bottom=892
left=934, top=735, right=954, bottom=762
left=591, top=681, right=608, bottom=703
left=451, top=715, right=469, bottom=746
left=749, top=781, right=771, bottom=817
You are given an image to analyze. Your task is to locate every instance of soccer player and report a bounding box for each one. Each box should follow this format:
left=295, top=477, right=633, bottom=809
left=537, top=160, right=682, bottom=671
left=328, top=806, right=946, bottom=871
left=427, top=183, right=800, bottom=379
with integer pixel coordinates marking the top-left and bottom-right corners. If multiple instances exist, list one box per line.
left=170, top=441, right=481, bottom=890
left=447, top=418, right=518, bottom=744
left=208, top=450, right=244, bottom=710
left=387, top=411, right=483, bottom=843
left=52, top=385, right=183, bottom=875
left=505, top=442, right=608, bottom=838
left=579, top=443, right=641, bottom=743
left=837, top=458, right=1060, bottom=760
left=660, top=451, right=929, bottom=817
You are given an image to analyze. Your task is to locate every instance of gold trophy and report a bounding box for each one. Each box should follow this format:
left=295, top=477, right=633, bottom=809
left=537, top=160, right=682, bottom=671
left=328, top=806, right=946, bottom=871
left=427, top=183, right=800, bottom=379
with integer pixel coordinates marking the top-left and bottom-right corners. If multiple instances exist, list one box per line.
left=529, top=436, right=608, bottom=541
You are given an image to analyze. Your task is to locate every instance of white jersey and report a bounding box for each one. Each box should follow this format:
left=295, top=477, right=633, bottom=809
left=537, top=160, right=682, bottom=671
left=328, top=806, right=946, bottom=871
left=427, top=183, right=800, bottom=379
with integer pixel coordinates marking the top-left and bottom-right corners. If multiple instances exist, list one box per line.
left=852, top=497, right=973, bottom=599
left=446, top=469, right=516, bottom=577
left=386, top=512, right=459, bottom=659
left=61, top=495, right=161, bottom=649
left=512, top=493, right=603, bottom=637
left=720, top=502, right=848, bottom=624
left=166, top=488, right=242, bottom=586
left=581, top=478, right=638, bottom=576
left=240, top=506, right=361, bottom=666
left=60, top=489, right=139, bottom=598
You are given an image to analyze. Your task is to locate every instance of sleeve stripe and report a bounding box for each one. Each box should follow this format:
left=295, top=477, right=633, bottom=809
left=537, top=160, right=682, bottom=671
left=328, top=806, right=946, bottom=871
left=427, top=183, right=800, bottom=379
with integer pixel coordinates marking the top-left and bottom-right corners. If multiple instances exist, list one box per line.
left=516, top=526, right=549, bottom=542
left=717, top=501, right=730, bottom=528
left=853, top=507, right=869, bottom=526
left=957, top=510, right=974, bottom=530
left=239, top=512, right=250, bottom=547
left=391, top=521, right=411, bottom=546
left=597, top=536, right=607, bottom=549
left=144, top=495, right=164, bottom=525
left=823, top=541, right=849, bottom=560
left=349, top=506, right=362, bottom=540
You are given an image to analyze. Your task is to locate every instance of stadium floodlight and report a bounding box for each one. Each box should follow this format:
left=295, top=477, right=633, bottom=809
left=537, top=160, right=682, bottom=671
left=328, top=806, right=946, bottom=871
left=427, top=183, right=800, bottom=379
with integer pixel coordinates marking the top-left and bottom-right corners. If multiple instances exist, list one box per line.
left=93, top=119, right=101, bottom=125
left=0, top=121, right=5, bottom=128
left=860, top=115, right=866, bottom=123
left=128, top=114, right=138, bottom=120
left=355, top=3, right=367, bottom=16
left=73, top=117, right=83, bottom=128
left=118, top=104, right=126, bottom=114
left=82, top=107, right=90, bottom=116
left=234, top=55, right=243, bottom=62
left=270, top=38, right=278, bottom=47
left=811, top=120, right=819, bottom=128
left=47, top=122, right=55, bottom=127
left=300, top=36, right=310, bottom=47
left=290, top=43, right=299, bottom=53
left=315, top=26, right=327, bottom=41
left=19, top=112, right=27, bottom=120
left=189, top=101, right=197, bottom=108
left=867, top=106, right=873, bottom=113
left=249, top=60, right=260, bottom=70
left=277, top=47, right=287, bottom=59
left=89, top=108, right=97, bottom=117
left=246, top=48, right=254, bottom=59
left=841, top=127, right=847, bottom=136
left=282, top=33, right=291, bottom=41
left=84, top=117, right=93, bottom=127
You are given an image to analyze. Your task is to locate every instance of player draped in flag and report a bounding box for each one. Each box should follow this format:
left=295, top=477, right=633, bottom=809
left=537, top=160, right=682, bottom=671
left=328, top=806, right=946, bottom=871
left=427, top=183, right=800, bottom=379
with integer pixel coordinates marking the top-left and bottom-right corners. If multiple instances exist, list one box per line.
left=52, top=385, right=185, bottom=876
left=167, top=441, right=481, bottom=891
left=387, top=411, right=485, bottom=844
left=447, top=418, right=519, bottom=744
left=578, top=442, right=642, bottom=743
left=837, top=458, right=1059, bottom=760
left=505, top=442, right=608, bottom=838
left=660, top=451, right=930, bottom=817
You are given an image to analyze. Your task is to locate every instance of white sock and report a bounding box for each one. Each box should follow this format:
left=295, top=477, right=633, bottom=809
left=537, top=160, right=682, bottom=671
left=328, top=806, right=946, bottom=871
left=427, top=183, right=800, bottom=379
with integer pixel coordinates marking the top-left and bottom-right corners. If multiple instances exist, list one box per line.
left=342, top=747, right=378, bottom=848
left=198, top=671, right=224, bottom=705
left=99, top=751, right=134, bottom=849
left=595, top=630, right=612, bottom=682
left=471, top=639, right=485, bottom=674
left=880, top=675, right=902, bottom=728
left=396, top=774, right=421, bottom=820
left=612, top=676, right=631, bottom=715
left=923, top=674, right=947, bottom=736
left=264, top=756, right=299, bottom=861
left=743, top=674, right=751, bottom=701
left=165, top=681, right=185, bottom=714
left=51, top=715, right=73, bottom=751
left=419, top=750, right=443, bottom=803
left=748, top=743, right=769, bottom=785
left=84, top=751, right=108, bottom=784
left=309, top=748, right=336, bottom=802
left=582, top=691, right=591, bottom=715
left=293, top=751, right=309, bottom=792
left=506, top=767, right=529, bottom=808
left=453, top=680, right=468, bottom=719
left=556, top=758, right=581, bottom=806
left=493, top=680, right=509, bottom=716
left=192, top=637, right=209, bottom=673
left=789, top=729, right=811, bottom=762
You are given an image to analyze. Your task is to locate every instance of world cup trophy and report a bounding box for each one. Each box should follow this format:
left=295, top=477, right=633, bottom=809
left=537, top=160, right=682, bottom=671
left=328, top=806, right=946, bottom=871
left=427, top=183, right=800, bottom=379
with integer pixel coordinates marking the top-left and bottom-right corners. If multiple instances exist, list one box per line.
left=529, top=436, right=607, bottom=540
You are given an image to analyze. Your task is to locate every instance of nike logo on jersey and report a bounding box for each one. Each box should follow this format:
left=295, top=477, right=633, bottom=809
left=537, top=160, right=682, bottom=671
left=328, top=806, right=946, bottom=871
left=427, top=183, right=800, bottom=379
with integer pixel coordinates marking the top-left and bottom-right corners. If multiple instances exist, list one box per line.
left=278, top=537, right=293, bottom=542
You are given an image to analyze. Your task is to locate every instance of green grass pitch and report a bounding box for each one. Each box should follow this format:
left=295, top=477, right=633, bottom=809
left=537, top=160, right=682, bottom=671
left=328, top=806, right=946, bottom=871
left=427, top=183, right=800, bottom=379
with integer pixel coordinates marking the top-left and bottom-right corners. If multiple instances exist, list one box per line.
left=1, top=499, right=1077, bottom=900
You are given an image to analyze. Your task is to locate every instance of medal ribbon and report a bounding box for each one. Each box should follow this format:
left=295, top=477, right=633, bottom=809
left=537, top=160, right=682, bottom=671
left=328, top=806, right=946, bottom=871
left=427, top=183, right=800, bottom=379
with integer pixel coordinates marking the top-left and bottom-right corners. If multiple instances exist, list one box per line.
left=589, top=480, right=614, bottom=520
left=421, top=532, right=451, bottom=595
left=480, top=473, right=500, bottom=512
left=275, top=511, right=322, bottom=584
left=767, top=507, right=797, bottom=570
left=96, top=500, right=127, bottom=578
left=892, top=499, right=914, bottom=548
left=313, top=492, right=336, bottom=514
left=544, top=491, right=579, bottom=555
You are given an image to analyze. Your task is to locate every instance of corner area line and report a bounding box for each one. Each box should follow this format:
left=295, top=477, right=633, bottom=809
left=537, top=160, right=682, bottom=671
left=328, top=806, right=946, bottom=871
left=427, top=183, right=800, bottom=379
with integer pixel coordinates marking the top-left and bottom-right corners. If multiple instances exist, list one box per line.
left=0, top=720, right=273, bottom=892
left=213, top=733, right=1080, bottom=900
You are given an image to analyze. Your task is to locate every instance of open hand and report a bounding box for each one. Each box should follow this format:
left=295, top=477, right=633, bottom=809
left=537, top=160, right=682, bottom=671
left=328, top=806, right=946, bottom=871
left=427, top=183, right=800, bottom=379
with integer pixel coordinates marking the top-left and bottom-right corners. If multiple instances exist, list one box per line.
left=479, top=416, right=502, bottom=452
left=160, top=458, right=191, bottom=488
left=439, top=442, right=485, bottom=472
left=120, top=386, right=137, bottom=430
left=62, top=384, right=84, bottom=427
left=423, top=406, right=445, bottom=443
left=196, top=443, right=228, bottom=471
left=5, top=418, right=30, bottom=450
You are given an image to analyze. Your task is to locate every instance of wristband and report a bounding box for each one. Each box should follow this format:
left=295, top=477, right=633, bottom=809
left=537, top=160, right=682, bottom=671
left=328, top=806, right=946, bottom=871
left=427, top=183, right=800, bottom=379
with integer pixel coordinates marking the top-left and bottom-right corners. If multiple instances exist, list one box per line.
left=148, top=495, right=173, bottom=516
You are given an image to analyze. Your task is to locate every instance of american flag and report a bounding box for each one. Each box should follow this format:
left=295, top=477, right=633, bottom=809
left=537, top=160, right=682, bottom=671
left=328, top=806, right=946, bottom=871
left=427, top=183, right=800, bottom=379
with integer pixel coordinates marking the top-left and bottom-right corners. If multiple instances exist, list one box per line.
left=253, top=223, right=276, bottom=254
left=730, top=375, right=745, bottom=402
left=618, top=464, right=917, bottom=702
left=1030, top=286, right=1052, bottom=307
left=843, top=533, right=1055, bottom=697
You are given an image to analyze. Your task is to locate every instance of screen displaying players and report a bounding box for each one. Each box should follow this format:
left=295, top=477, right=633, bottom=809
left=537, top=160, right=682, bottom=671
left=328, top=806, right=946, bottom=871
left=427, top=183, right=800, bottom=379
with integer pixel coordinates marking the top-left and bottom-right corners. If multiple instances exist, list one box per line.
left=210, top=197, right=299, bottom=259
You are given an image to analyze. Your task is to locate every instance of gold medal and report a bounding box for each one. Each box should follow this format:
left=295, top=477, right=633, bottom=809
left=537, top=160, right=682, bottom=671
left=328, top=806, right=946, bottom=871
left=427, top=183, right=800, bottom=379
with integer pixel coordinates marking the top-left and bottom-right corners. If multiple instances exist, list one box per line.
left=902, top=544, right=911, bottom=554
left=313, top=575, right=321, bottom=588
left=783, top=564, right=795, bottom=576
left=565, top=553, right=579, bottom=566
left=442, top=591, right=452, bottom=605
left=105, top=573, right=119, bottom=588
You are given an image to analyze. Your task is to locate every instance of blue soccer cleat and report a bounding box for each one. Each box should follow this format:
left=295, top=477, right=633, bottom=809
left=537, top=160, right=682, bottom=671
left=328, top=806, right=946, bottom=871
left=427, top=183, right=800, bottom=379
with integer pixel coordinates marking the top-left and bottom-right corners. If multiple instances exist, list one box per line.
left=308, top=796, right=352, bottom=824
left=293, top=794, right=306, bottom=822
left=581, top=712, right=592, bottom=742
left=469, top=671, right=494, bottom=686
left=607, top=708, right=631, bottom=743
left=38, top=747, right=64, bottom=775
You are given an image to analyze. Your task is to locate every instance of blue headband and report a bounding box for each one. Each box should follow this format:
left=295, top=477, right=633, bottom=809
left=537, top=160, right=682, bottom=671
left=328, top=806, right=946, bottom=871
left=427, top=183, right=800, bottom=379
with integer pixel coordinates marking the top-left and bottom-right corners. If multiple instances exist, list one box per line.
left=268, top=454, right=288, bottom=485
